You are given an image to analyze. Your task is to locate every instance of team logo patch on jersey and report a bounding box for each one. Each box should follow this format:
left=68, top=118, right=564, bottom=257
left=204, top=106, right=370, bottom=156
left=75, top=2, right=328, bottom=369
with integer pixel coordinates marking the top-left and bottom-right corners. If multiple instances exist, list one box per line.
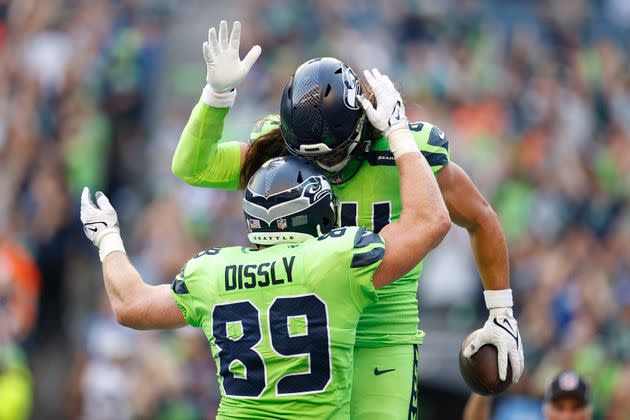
left=277, top=218, right=288, bottom=230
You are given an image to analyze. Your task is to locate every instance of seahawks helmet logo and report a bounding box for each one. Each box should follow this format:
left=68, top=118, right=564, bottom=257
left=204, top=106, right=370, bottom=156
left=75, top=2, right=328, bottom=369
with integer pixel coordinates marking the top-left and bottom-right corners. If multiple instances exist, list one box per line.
left=243, top=175, right=332, bottom=225
left=303, top=176, right=332, bottom=204
left=342, top=66, right=361, bottom=110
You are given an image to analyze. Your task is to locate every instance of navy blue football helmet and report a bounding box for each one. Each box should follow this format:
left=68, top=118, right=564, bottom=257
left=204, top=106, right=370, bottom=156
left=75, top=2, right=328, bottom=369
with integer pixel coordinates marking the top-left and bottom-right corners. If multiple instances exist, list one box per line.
left=243, top=156, right=337, bottom=245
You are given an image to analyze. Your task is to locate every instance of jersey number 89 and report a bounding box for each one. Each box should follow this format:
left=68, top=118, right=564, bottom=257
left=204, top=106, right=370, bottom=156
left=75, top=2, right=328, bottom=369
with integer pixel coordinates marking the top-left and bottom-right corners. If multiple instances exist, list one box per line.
left=212, top=294, right=331, bottom=398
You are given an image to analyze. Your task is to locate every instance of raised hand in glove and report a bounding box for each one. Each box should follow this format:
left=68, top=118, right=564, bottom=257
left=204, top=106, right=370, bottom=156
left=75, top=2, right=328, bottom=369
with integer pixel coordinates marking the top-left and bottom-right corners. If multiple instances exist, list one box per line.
left=463, top=289, right=525, bottom=383
left=358, top=68, right=417, bottom=159
left=81, top=187, right=125, bottom=262
left=202, top=20, right=261, bottom=108
left=357, top=68, right=407, bottom=136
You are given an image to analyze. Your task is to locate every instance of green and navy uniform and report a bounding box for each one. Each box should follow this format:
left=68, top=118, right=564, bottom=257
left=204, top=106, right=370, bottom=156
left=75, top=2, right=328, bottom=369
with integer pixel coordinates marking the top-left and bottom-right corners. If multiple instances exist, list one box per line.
left=171, top=227, right=384, bottom=419
left=172, top=102, right=451, bottom=419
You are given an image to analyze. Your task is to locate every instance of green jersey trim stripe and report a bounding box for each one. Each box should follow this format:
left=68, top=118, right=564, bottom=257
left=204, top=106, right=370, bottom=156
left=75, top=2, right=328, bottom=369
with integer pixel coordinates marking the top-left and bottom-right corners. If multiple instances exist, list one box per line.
left=353, top=227, right=384, bottom=248
left=351, top=247, right=385, bottom=268
left=420, top=143, right=449, bottom=155
left=172, top=278, right=189, bottom=295
left=422, top=151, right=449, bottom=168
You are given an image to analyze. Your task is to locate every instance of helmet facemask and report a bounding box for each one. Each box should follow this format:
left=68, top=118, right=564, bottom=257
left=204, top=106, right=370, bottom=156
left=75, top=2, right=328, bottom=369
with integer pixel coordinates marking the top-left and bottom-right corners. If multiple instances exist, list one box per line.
left=281, top=58, right=374, bottom=181
left=300, top=113, right=367, bottom=173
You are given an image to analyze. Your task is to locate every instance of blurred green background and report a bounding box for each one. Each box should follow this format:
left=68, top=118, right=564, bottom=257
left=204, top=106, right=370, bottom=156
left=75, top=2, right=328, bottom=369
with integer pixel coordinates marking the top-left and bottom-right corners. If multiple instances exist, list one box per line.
left=0, top=0, right=629, bottom=419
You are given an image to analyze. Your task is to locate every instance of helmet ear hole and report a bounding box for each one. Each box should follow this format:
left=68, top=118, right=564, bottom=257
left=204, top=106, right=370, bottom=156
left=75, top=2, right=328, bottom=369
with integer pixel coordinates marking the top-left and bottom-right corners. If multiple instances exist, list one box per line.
left=321, top=217, right=333, bottom=232
left=297, top=171, right=303, bottom=183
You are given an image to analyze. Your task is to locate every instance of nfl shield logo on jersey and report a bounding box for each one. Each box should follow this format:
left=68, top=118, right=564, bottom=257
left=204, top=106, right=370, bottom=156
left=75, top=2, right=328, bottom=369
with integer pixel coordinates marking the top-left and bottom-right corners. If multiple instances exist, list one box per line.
left=277, top=218, right=288, bottom=230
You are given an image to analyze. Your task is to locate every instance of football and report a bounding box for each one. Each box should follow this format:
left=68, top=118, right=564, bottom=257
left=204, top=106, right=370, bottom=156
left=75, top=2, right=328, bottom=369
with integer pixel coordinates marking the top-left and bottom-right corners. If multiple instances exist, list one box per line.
left=458, top=329, right=512, bottom=395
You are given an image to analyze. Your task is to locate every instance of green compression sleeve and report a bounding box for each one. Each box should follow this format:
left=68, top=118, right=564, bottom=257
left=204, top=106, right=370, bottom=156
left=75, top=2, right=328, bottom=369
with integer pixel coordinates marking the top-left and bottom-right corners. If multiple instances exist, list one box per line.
left=171, top=102, right=243, bottom=190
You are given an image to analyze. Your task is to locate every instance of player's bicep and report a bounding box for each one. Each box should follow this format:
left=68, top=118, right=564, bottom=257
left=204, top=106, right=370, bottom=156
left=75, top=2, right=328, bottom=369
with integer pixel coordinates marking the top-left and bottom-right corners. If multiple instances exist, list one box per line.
left=373, top=221, right=426, bottom=288
left=437, top=162, right=492, bottom=230
left=136, top=284, right=187, bottom=329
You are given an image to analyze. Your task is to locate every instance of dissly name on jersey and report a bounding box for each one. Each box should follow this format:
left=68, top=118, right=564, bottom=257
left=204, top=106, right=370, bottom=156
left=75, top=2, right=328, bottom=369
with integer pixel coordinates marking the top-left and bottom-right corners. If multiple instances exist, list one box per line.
left=224, top=256, right=296, bottom=291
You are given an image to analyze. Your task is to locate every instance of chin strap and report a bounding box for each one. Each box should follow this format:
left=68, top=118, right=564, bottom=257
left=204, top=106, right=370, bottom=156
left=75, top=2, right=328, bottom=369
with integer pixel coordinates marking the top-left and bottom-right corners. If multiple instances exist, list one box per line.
left=316, top=142, right=359, bottom=172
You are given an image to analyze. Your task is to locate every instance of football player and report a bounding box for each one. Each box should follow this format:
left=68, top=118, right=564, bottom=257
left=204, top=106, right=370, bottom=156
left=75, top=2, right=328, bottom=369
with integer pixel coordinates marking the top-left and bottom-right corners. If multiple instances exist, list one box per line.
left=81, top=89, right=450, bottom=418
left=171, top=20, right=524, bottom=419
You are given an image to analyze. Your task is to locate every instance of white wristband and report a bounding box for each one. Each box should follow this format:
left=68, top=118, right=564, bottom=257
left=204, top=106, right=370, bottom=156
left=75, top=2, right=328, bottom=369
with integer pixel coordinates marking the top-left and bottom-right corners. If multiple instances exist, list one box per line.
left=99, top=232, right=126, bottom=262
left=201, top=84, right=237, bottom=108
left=484, top=288, right=513, bottom=309
left=387, top=126, right=419, bottom=159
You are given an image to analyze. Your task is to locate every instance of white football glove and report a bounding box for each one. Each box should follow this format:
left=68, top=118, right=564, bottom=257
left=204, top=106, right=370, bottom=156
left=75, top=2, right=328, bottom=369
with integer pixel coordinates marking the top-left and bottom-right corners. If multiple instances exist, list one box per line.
left=201, top=20, right=261, bottom=108
left=357, top=68, right=408, bottom=136
left=463, top=289, right=524, bottom=383
left=80, top=187, right=125, bottom=262
left=357, top=68, right=418, bottom=159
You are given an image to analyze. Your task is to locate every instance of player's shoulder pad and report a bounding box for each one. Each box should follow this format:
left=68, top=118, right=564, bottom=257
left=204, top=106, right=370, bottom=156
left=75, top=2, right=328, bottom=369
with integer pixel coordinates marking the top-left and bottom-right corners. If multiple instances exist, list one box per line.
left=316, top=226, right=354, bottom=241
left=191, top=247, right=223, bottom=259
left=172, top=247, right=226, bottom=295
left=249, top=114, right=280, bottom=143
left=408, top=121, right=449, bottom=151
left=409, top=121, right=450, bottom=171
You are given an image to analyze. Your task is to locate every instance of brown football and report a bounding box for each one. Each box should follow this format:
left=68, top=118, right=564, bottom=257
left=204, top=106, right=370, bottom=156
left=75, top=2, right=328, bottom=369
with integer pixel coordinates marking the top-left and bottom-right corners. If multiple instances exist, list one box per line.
left=458, top=329, right=512, bottom=395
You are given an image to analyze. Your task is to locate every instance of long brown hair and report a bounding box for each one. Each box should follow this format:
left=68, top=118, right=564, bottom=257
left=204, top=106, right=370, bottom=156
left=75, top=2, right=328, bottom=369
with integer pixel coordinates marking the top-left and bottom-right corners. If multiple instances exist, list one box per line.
left=239, top=79, right=379, bottom=189
left=240, top=128, right=287, bottom=188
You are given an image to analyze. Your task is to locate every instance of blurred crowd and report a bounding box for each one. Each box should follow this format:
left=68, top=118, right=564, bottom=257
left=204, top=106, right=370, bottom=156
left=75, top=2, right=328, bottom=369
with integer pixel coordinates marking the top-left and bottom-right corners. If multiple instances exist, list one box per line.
left=0, top=0, right=629, bottom=419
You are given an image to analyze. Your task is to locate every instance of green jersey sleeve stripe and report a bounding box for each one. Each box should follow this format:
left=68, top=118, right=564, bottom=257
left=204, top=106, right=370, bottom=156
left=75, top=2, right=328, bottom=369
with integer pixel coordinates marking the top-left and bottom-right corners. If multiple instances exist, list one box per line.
left=422, top=151, right=449, bottom=168
left=427, top=126, right=449, bottom=149
left=171, top=278, right=189, bottom=295
left=353, top=227, right=384, bottom=248
left=420, top=143, right=449, bottom=155
left=351, top=247, right=385, bottom=268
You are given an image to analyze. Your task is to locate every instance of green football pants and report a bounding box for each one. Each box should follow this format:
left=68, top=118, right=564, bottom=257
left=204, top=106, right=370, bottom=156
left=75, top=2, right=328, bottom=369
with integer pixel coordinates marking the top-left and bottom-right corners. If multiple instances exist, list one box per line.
left=351, top=345, right=419, bottom=420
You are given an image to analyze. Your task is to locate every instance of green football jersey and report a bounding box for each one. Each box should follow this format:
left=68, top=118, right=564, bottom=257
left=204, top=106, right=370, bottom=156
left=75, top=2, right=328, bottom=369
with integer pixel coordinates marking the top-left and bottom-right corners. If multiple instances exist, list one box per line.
left=172, top=104, right=450, bottom=347
left=252, top=115, right=450, bottom=346
left=171, top=226, right=384, bottom=419
left=334, top=121, right=450, bottom=346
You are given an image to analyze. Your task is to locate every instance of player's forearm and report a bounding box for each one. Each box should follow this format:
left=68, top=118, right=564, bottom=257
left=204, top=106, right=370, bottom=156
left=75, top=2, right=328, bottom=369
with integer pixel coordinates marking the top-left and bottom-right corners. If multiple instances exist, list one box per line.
left=172, top=102, right=242, bottom=189
left=101, top=251, right=149, bottom=325
left=469, top=207, right=510, bottom=290
left=463, top=394, right=492, bottom=420
left=436, top=163, right=509, bottom=290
